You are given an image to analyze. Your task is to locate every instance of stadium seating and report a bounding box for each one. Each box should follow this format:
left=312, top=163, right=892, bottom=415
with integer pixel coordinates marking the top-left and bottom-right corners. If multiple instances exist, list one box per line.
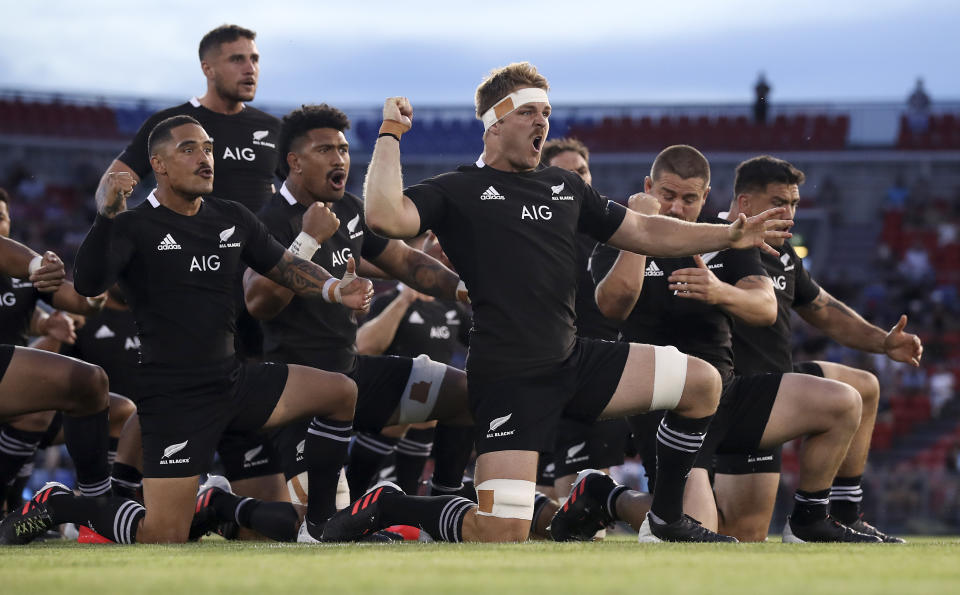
left=897, top=114, right=960, bottom=150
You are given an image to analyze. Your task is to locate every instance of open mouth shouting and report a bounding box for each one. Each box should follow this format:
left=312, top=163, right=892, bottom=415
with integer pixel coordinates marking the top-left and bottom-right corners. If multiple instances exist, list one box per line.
left=532, top=135, right=544, bottom=152
left=195, top=165, right=213, bottom=179
left=328, top=169, right=347, bottom=191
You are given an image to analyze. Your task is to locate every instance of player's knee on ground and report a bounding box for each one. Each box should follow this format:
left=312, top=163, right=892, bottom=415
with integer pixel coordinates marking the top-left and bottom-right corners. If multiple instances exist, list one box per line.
left=721, top=514, right=770, bottom=542
left=138, top=518, right=190, bottom=544
left=676, top=356, right=721, bottom=418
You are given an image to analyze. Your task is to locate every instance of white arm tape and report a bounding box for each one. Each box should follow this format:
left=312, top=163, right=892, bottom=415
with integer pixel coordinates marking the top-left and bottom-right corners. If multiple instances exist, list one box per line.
left=475, top=479, right=536, bottom=520
left=650, top=345, right=688, bottom=411
left=397, top=355, right=448, bottom=424
left=480, top=88, right=550, bottom=131
left=289, top=231, right=319, bottom=260
left=321, top=278, right=339, bottom=303
left=28, top=255, right=43, bottom=275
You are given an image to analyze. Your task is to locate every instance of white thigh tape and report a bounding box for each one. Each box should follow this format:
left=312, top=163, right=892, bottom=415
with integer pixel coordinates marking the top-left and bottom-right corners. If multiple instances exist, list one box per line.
left=651, top=345, right=688, bottom=410
left=475, top=479, right=536, bottom=520
left=287, top=471, right=308, bottom=507
left=396, top=354, right=447, bottom=424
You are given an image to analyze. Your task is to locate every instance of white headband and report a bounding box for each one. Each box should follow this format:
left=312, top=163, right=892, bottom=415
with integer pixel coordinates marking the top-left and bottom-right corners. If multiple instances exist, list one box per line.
left=480, top=87, right=550, bottom=131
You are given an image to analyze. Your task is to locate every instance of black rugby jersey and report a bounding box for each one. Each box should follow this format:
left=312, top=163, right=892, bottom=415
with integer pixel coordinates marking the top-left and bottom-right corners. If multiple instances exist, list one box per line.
left=0, top=274, right=47, bottom=346
left=63, top=306, right=141, bottom=397
left=367, top=288, right=471, bottom=363
left=731, top=240, right=820, bottom=376
left=259, top=186, right=389, bottom=374
left=74, top=193, right=285, bottom=366
left=117, top=98, right=280, bottom=214
left=405, top=162, right=626, bottom=377
left=591, top=217, right=764, bottom=383
left=575, top=234, right=619, bottom=341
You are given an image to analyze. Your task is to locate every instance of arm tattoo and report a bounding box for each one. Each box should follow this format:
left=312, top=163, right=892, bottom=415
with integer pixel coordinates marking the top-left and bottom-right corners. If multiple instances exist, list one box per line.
left=736, top=274, right=770, bottom=288
left=402, top=250, right=459, bottom=299
left=805, top=292, right=857, bottom=320
left=267, top=252, right=332, bottom=297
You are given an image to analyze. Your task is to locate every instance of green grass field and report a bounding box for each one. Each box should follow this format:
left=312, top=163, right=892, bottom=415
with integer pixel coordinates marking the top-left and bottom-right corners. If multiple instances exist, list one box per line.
left=2, top=536, right=959, bottom=594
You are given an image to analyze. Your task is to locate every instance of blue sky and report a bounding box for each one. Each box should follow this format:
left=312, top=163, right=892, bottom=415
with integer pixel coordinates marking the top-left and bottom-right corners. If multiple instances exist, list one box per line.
left=1, top=0, right=956, bottom=108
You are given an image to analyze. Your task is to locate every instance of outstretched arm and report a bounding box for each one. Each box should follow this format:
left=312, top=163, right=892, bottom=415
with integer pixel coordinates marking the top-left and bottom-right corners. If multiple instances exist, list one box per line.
left=370, top=240, right=464, bottom=302
left=606, top=206, right=792, bottom=258
left=262, top=253, right=374, bottom=313
left=0, top=236, right=64, bottom=292
left=796, top=288, right=922, bottom=366
left=363, top=97, right=423, bottom=238
left=594, top=193, right=660, bottom=320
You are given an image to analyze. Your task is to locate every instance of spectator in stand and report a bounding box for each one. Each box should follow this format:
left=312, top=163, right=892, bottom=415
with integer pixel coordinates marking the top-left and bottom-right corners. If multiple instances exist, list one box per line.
left=885, top=176, right=909, bottom=211
left=753, top=73, right=771, bottom=125
left=907, top=78, right=931, bottom=134
left=898, top=241, right=934, bottom=286
left=928, top=364, right=955, bottom=418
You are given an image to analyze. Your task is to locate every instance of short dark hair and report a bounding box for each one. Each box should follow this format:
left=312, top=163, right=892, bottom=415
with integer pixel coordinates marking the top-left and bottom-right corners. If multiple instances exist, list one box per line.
left=198, top=24, right=256, bottom=61
left=278, top=104, right=351, bottom=174
left=148, top=115, right=203, bottom=156
left=651, top=145, right=710, bottom=186
left=734, top=155, right=805, bottom=196
left=0, top=187, right=9, bottom=205
left=541, top=137, right=589, bottom=166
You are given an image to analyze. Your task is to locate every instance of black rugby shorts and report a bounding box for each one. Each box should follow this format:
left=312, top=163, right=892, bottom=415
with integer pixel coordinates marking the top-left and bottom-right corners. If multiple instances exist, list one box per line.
left=552, top=418, right=630, bottom=478
left=469, top=338, right=629, bottom=455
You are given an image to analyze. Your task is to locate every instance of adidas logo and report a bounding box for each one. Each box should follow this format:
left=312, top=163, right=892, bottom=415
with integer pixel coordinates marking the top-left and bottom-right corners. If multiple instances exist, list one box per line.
left=780, top=252, right=795, bottom=271
left=94, top=325, right=115, bottom=339
left=347, top=213, right=363, bottom=238
left=408, top=311, right=425, bottom=325
left=645, top=261, right=664, bottom=277
left=157, top=234, right=181, bottom=251
left=480, top=186, right=505, bottom=200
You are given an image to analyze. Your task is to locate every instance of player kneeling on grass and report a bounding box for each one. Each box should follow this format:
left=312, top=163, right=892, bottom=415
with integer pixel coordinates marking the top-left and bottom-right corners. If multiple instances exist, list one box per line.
left=0, top=115, right=374, bottom=545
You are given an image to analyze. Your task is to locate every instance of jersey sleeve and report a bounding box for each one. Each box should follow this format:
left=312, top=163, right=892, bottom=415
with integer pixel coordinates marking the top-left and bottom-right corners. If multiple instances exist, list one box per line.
left=792, top=252, right=821, bottom=307
left=239, top=205, right=286, bottom=275
left=115, top=111, right=169, bottom=177
left=718, top=247, right=765, bottom=285
left=404, top=178, right=448, bottom=235
left=577, top=179, right=627, bottom=243
left=359, top=214, right=390, bottom=260
left=73, top=214, right=135, bottom=297
left=589, top=242, right=621, bottom=286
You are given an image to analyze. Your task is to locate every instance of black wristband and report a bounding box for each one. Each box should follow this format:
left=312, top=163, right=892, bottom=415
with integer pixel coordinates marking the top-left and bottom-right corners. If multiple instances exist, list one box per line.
left=378, top=132, right=400, bottom=141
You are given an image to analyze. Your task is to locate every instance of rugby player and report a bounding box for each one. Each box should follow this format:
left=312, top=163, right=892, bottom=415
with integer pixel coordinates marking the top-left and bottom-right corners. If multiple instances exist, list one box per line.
left=0, top=115, right=374, bottom=545
left=719, top=155, right=917, bottom=542
left=556, top=145, right=879, bottom=542
left=241, top=104, right=473, bottom=541
left=320, top=62, right=791, bottom=543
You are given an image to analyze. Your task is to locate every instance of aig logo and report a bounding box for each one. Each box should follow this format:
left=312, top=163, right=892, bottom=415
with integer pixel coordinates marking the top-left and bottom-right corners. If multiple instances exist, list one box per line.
left=430, top=326, right=450, bottom=339
left=223, top=147, right=256, bottom=161
left=1, top=292, right=15, bottom=306
left=772, top=275, right=787, bottom=290
left=190, top=255, right=221, bottom=272
left=521, top=205, right=552, bottom=221
left=331, top=247, right=353, bottom=268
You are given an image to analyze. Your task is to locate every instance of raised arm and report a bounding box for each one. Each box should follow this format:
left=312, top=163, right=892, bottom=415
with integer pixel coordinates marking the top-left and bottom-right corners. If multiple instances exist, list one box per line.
left=356, top=287, right=429, bottom=355
left=369, top=239, right=464, bottom=302
left=606, top=206, right=792, bottom=258
left=593, top=194, right=660, bottom=320
left=362, top=97, right=423, bottom=239
left=795, top=288, right=922, bottom=366
left=74, top=171, right=137, bottom=296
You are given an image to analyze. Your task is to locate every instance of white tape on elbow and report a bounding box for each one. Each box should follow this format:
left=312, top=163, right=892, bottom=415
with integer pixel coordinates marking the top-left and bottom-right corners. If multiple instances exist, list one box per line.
left=475, top=479, right=536, bottom=520
left=650, top=345, right=688, bottom=410
left=397, top=355, right=447, bottom=424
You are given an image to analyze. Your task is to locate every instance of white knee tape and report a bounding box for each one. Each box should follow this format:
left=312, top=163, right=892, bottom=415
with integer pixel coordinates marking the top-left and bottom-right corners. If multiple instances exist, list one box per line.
left=287, top=471, right=308, bottom=507
left=475, top=479, right=536, bottom=520
left=651, top=345, right=687, bottom=410
left=397, top=354, right=447, bottom=424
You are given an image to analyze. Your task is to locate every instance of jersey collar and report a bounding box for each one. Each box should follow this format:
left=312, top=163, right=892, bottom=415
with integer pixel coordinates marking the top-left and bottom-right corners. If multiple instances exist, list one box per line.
left=146, top=189, right=160, bottom=208
left=476, top=155, right=485, bottom=168
left=279, top=182, right=298, bottom=206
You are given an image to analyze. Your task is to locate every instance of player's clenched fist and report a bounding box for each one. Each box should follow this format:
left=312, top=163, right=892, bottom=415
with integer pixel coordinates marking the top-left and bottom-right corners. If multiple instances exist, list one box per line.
left=627, top=192, right=661, bottom=216
left=381, top=97, right=413, bottom=135
left=98, top=171, right=136, bottom=218
left=303, top=202, right=340, bottom=244
left=30, top=251, right=66, bottom=292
